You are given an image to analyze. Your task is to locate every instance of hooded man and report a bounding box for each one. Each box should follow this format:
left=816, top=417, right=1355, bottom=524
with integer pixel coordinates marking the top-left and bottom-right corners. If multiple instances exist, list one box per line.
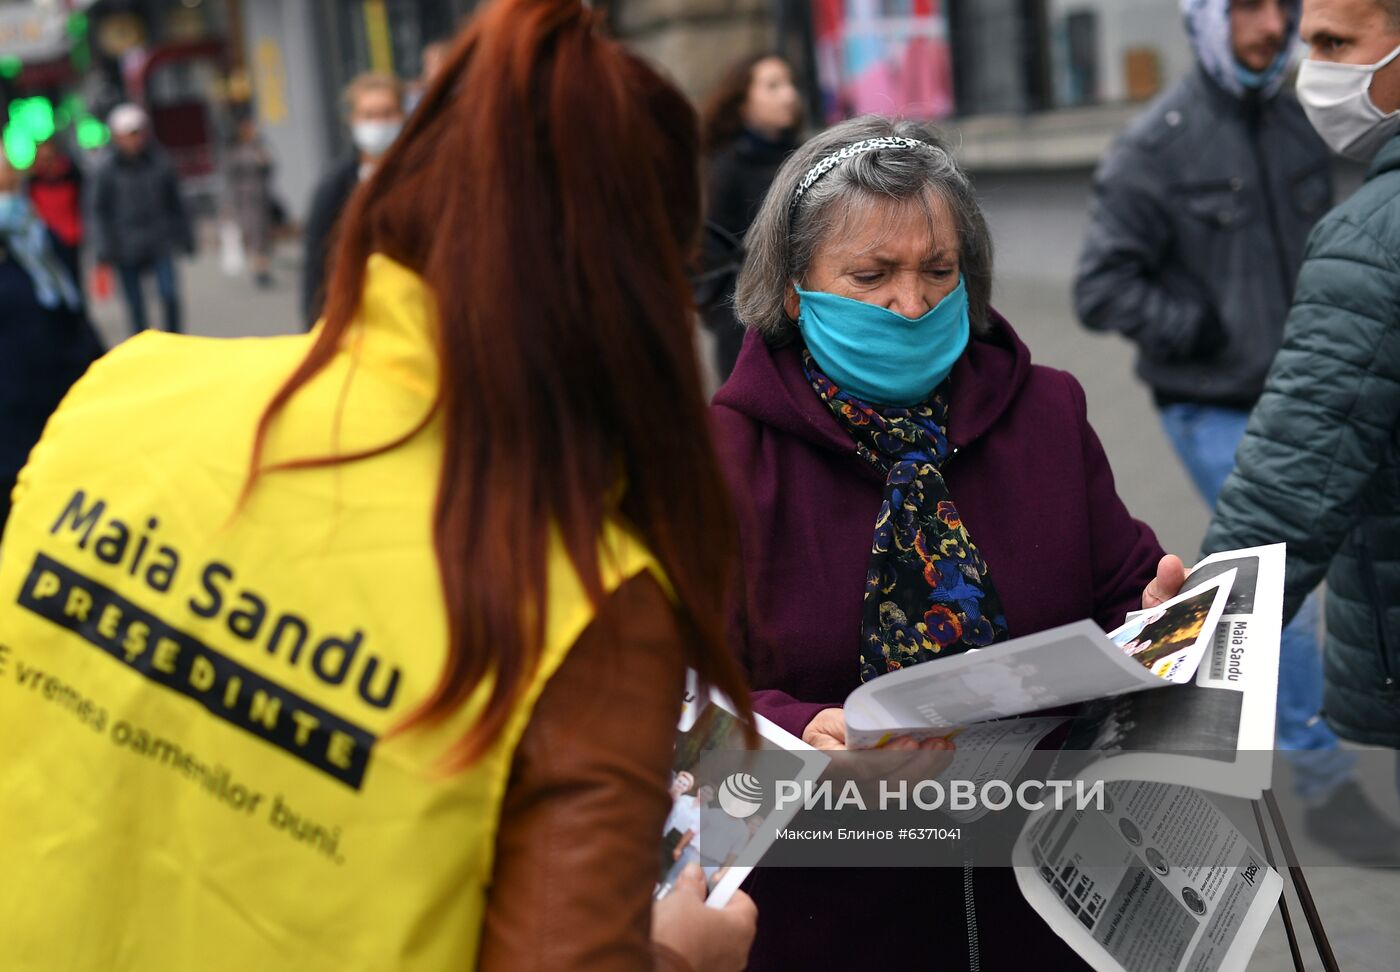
left=1076, top=0, right=1399, bottom=859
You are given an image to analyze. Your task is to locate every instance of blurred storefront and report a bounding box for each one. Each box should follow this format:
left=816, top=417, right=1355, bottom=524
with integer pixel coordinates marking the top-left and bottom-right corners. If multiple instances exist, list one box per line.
left=92, top=0, right=237, bottom=196
left=0, top=0, right=1205, bottom=225
left=316, top=0, right=475, bottom=99
left=604, top=0, right=1194, bottom=170
left=0, top=0, right=245, bottom=208
left=951, top=0, right=1191, bottom=170
left=239, top=0, right=476, bottom=224
left=0, top=0, right=483, bottom=221
left=810, top=0, right=956, bottom=122
left=0, top=1, right=111, bottom=170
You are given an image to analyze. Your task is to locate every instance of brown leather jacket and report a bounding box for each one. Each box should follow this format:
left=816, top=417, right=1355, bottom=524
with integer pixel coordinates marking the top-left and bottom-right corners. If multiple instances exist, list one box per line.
left=478, top=574, right=693, bottom=971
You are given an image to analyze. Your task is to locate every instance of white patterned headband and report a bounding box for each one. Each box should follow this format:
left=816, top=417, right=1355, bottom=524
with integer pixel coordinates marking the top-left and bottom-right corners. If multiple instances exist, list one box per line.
left=789, top=136, right=934, bottom=218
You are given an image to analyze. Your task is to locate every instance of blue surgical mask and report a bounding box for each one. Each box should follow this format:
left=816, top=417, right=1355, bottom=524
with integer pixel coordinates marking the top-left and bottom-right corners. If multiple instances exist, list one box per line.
left=1235, top=63, right=1269, bottom=90
left=1235, top=59, right=1287, bottom=92
left=0, top=191, right=27, bottom=230
left=795, top=276, right=971, bottom=406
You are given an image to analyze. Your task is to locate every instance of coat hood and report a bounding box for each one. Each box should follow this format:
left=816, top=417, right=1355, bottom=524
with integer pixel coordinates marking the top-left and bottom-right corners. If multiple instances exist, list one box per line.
left=712, top=308, right=1034, bottom=458
left=1368, top=131, right=1400, bottom=180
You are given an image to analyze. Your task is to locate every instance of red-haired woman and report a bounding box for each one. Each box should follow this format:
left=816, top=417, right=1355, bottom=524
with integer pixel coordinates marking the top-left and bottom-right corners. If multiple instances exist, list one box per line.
left=0, top=2, right=755, bottom=970
left=698, top=54, right=803, bottom=383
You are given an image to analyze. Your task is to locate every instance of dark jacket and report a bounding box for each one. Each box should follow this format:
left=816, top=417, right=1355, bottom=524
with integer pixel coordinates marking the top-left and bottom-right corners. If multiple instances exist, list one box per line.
left=711, top=318, right=1163, bottom=969
left=90, top=146, right=194, bottom=267
left=1203, top=135, right=1400, bottom=750
left=301, top=155, right=361, bottom=327
left=699, top=131, right=795, bottom=381
left=0, top=238, right=102, bottom=527
left=1076, top=67, right=1332, bottom=409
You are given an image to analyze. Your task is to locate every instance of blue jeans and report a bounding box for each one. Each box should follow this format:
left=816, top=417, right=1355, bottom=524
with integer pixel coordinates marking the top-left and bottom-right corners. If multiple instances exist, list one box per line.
left=1159, top=403, right=1353, bottom=802
left=117, top=256, right=182, bottom=334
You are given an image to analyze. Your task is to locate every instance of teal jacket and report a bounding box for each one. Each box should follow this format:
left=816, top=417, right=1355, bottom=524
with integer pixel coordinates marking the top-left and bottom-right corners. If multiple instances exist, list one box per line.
left=1203, top=136, right=1400, bottom=749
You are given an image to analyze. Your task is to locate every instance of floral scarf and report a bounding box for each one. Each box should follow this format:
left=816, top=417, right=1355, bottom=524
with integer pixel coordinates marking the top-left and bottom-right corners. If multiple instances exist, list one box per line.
left=803, top=350, right=1009, bottom=682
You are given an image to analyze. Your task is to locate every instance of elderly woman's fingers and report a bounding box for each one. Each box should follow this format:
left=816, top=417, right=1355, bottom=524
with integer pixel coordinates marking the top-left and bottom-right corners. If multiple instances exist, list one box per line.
left=800, top=707, right=849, bottom=751
left=1143, top=554, right=1187, bottom=609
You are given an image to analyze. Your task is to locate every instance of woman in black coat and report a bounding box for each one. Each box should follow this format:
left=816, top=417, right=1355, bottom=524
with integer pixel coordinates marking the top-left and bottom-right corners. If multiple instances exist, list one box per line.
left=698, top=54, right=802, bottom=383
left=0, top=159, right=102, bottom=528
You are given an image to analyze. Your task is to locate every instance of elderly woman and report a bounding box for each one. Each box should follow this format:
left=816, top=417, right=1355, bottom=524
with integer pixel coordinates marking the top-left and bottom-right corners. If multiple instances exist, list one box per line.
left=713, top=117, right=1186, bottom=968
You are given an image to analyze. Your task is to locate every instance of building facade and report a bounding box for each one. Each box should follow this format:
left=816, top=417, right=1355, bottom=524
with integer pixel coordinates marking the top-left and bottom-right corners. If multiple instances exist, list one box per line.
left=6, top=0, right=1196, bottom=221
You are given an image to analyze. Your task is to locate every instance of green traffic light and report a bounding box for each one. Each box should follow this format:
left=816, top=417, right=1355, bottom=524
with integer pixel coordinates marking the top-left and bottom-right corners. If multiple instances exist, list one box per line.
left=10, top=97, right=56, bottom=143
left=4, top=127, right=36, bottom=169
left=76, top=116, right=109, bottom=150
left=2, top=98, right=63, bottom=168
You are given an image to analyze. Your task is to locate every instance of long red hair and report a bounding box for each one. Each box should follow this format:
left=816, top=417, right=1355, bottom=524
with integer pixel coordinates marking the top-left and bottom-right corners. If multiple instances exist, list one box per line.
left=244, top=0, right=750, bottom=766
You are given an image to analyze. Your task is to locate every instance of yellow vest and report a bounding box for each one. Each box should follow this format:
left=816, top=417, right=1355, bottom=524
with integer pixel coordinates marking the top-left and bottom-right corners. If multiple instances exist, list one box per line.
left=0, top=255, right=661, bottom=970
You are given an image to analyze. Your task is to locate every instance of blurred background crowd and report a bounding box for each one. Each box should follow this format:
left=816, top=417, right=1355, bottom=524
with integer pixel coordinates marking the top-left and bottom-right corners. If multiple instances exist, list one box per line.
left=0, top=0, right=1236, bottom=314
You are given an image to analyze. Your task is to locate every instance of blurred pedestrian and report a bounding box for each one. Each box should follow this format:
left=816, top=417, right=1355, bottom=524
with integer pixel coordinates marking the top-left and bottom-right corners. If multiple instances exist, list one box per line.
left=1206, top=0, right=1400, bottom=808
left=26, top=137, right=84, bottom=294
left=91, top=103, right=194, bottom=335
left=698, top=54, right=802, bottom=383
left=714, top=115, right=1186, bottom=970
left=0, top=0, right=756, bottom=968
left=406, top=39, right=451, bottom=113
left=1074, top=0, right=1390, bottom=843
left=0, top=156, right=99, bottom=529
left=225, top=116, right=276, bottom=288
left=302, top=73, right=404, bottom=326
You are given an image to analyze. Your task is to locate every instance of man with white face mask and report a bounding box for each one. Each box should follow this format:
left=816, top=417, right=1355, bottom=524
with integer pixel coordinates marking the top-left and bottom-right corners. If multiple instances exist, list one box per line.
left=1206, top=0, right=1400, bottom=827
left=301, top=72, right=406, bottom=327
left=1077, top=0, right=1400, bottom=859
left=1295, top=0, right=1400, bottom=157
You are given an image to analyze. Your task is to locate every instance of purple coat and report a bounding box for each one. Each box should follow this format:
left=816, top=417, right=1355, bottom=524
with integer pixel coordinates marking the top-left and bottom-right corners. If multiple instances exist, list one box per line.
left=712, top=314, right=1164, bottom=970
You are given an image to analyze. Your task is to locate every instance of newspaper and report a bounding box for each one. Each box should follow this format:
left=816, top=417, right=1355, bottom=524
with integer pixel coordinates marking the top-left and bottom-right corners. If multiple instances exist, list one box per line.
left=1014, top=780, right=1283, bottom=972
left=655, top=674, right=829, bottom=908
left=1062, top=545, right=1285, bottom=797
left=655, top=545, right=1288, bottom=969
left=1009, top=544, right=1288, bottom=972
left=843, top=569, right=1237, bottom=749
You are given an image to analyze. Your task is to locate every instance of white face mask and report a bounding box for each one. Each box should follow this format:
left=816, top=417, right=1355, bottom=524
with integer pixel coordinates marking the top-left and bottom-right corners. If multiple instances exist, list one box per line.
left=1297, top=42, right=1400, bottom=162
left=351, top=119, right=402, bottom=159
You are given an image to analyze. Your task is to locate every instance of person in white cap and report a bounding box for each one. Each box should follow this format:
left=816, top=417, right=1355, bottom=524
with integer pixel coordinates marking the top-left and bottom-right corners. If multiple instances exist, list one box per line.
left=91, top=102, right=194, bottom=334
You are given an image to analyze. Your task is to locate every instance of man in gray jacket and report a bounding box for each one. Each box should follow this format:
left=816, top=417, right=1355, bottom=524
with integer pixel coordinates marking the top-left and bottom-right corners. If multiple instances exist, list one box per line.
left=1077, top=0, right=1397, bottom=852
left=1206, top=0, right=1400, bottom=824
left=91, top=104, right=194, bottom=334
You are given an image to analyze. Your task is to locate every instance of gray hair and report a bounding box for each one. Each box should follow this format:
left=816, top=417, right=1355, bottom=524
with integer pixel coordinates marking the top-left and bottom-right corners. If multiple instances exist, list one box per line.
left=734, top=116, right=993, bottom=342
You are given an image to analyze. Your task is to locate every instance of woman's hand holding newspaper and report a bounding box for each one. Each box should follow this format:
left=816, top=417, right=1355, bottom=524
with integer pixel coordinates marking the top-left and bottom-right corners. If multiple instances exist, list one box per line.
left=652, top=863, right=757, bottom=972
left=803, top=708, right=956, bottom=752
left=1142, top=555, right=1188, bottom=609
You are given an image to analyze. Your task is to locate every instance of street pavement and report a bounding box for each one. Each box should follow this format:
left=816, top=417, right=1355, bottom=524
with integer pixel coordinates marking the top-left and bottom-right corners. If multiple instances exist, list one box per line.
left=87, top=215, right=1400, bottom=970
